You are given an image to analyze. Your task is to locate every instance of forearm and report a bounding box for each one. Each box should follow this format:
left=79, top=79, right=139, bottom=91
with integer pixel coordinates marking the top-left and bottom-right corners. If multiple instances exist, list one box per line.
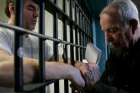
left=0, top=57, right=38, bottom=87
left=44, top=62, right=74, bottom=80
left=0, top=49, right=85, bottom=87
left=0, top=56, right=85, bottom=87
left=0, top=49, right=37, bottom=87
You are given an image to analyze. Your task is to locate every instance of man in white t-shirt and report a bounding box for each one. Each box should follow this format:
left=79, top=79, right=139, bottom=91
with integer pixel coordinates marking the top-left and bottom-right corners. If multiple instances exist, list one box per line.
left=0, top=0, right=86, bottom=88
left=0, top=0, right=100, bottom=92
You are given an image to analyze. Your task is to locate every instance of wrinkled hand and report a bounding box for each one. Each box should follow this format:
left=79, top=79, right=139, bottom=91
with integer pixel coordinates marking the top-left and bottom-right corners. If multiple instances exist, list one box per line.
left=70, top=67, right=85, bottom=88
left=75, top=63, right=100, bottom=86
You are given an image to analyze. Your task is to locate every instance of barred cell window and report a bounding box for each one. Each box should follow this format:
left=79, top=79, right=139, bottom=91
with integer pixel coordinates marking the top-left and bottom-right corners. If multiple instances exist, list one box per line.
left=0, top=0, right=93, bottom=93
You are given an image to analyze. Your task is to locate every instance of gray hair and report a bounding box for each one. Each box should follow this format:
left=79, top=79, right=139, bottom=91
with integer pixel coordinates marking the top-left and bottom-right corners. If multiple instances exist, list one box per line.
left=100, top=0, right=139, bottom=24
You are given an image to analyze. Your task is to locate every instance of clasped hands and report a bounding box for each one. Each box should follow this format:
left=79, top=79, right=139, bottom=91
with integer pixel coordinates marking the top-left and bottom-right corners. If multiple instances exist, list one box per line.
left=75, top=62, right=100, bottom=86
left=71, top=62, right=100, bottom=91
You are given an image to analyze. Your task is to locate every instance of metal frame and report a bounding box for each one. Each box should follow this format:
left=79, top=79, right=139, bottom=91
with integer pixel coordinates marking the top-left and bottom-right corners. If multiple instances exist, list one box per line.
left=14, top=0, right=24, bottom=92
left=0, top=0, right=93, bottom=93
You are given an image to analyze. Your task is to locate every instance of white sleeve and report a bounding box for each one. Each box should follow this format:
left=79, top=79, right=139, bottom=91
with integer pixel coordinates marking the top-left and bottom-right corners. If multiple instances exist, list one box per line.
left=45, top=42, right=53, bottom=60
left=0, top=30, right=13, bottom=55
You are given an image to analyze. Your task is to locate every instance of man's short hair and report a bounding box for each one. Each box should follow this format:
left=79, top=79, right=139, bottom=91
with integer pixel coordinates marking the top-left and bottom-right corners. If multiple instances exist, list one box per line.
left=100, top=0, right=139, bottom=24
left=5, top=0, right=14, bottom=18
left=5, top=0, right=39, bottom=18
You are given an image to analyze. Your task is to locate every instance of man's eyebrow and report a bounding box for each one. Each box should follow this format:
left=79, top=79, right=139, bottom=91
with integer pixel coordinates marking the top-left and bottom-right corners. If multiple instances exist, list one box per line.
left=28, top=4, right=35, bottom=8
left=27, top=4, right=39, bottom=10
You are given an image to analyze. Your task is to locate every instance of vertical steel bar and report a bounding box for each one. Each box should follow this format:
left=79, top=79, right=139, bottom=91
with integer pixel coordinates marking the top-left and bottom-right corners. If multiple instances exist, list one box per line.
left=63, top=0, right=69, bottom=92
left=82, top=16, right=86, bottom=59
left=79, top=11, right=83, bottom=61
left=75, top=5, right=79, bottom=61
left=53, top=0, right=59, bottom=93
left=70, top=1, right=75, bottom=93
left=70, top=0, right=74, bottom=65
left=14, top=0, right=24, bottom=92
left=81, top=14, right=84, bottom=59
left=39, top=0, right=46, bottom=93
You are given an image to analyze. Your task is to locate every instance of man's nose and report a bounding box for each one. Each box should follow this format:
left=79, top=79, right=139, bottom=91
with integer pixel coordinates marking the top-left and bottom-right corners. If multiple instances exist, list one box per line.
left=33, top=11, right=39, bottom=18
left=106, top=31, right=113, bottom=37
left=106, top=32, right=114, bottom=41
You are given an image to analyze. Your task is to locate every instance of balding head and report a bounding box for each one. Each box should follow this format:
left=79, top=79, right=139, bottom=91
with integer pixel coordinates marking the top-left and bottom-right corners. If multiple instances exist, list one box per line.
left=100, top=0, right=139, bottom=25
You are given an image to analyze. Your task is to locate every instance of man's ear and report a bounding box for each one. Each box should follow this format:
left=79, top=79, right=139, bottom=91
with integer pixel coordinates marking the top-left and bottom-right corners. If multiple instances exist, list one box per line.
left=129, top=19, right=138, bottom=34
left=8, top=2, right=15, bottom=15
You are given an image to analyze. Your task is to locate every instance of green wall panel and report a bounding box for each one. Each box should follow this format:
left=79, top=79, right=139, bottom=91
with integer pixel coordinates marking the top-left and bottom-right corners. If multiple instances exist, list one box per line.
left=0, top=0, right=8, bottom=22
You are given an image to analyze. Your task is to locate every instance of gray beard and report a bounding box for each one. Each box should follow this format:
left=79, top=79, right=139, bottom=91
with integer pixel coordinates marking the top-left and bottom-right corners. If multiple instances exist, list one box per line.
left=108, top=43, right=129, bottom=58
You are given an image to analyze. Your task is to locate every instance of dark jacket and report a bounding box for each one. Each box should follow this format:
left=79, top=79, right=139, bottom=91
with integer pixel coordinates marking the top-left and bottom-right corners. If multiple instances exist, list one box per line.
left=101, top=39, right=140, bottom=92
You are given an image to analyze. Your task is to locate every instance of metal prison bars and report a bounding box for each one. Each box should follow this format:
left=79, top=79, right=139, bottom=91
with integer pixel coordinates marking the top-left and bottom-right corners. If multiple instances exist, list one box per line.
left=0, top=0, right=92, bottom=93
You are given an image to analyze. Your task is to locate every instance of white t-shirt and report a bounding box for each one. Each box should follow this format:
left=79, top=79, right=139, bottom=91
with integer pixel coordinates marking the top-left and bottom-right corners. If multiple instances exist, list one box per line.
left=0, top=28, right=54, bottom=92
left=0, top=28, right=52, bottom=60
